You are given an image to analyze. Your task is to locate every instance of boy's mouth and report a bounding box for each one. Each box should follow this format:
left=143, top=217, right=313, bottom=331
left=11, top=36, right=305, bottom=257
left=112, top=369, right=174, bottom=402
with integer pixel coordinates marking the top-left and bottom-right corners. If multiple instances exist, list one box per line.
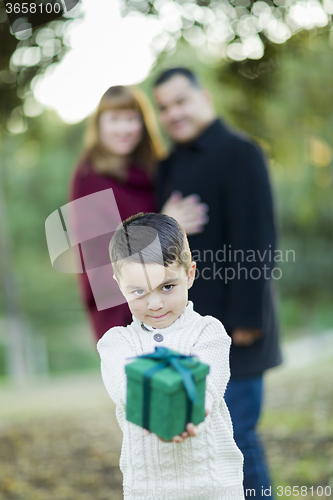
left=149, top=312, right=169, bottom=319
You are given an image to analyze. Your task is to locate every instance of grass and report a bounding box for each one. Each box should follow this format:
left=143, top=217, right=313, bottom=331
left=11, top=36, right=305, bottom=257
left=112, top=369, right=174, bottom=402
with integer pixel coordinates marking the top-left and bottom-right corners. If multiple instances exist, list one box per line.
left=259, top=357, right=333, bottom=499
left=279, top=297, right=333, bottom=340
left=0, top=295, right=332, bottom=499
left=0, top=353, right=332, bottom=499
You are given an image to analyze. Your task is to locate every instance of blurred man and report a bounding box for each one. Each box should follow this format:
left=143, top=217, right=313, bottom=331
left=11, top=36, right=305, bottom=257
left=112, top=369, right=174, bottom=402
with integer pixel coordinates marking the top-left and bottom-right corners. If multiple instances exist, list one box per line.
left=153, top=67, right=282, bottom=499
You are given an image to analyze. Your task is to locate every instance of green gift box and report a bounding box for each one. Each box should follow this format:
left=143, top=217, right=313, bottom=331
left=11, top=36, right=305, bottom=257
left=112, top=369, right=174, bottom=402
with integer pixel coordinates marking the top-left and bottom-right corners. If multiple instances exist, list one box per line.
left=125, top=346, right=210, bottom=441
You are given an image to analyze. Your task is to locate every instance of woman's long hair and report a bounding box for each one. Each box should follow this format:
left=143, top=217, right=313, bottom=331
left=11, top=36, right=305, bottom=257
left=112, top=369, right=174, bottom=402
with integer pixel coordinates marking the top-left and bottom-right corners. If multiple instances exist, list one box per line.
left=82, top=86, right=166, bottom=178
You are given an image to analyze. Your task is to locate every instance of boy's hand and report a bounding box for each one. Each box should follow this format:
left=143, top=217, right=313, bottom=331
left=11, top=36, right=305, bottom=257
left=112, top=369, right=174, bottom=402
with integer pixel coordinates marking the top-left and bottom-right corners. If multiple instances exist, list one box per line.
left=143, top=409, right=210, bottom=443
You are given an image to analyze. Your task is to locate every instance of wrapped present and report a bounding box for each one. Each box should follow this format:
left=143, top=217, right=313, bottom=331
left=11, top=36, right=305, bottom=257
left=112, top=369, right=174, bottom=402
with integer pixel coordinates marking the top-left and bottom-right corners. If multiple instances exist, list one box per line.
left=125, top=346, right=210, bottom=441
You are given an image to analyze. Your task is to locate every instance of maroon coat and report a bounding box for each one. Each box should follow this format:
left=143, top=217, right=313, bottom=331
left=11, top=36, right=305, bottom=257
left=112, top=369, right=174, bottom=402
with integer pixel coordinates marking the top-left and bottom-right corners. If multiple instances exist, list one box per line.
left=70, top=159, right=157, bottom=341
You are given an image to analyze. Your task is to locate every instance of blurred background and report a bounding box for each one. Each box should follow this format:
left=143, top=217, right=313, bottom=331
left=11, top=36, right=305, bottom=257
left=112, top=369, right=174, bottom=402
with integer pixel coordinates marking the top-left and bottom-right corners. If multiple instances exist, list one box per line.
left=0, top=0, right=332, bottom=498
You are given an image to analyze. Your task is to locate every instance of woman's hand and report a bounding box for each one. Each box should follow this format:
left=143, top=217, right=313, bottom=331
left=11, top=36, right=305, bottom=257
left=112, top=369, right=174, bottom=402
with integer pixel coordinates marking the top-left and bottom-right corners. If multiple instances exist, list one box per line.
left=161, top=191, right=209, bottom=235
left=143, top=409, right=211, bottom=443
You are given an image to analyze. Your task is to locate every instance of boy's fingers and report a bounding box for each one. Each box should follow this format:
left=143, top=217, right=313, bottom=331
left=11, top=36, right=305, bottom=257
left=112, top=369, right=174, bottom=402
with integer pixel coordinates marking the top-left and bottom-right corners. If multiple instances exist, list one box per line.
left=171, top=436, right=184, bottom=443
left=155, top=424, right=200, bottom=443
left=186, top=423, right=198, bottom=436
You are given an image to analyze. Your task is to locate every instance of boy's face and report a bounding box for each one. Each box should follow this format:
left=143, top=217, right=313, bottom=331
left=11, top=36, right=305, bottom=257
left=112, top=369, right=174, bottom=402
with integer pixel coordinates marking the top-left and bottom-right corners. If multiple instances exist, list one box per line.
left=115, top=261, right=196, bottom=328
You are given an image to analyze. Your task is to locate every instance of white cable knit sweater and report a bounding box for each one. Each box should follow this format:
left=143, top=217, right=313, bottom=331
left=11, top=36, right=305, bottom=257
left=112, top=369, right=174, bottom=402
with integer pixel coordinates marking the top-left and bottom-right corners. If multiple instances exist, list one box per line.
left=97, top=301, right=244, bottom=500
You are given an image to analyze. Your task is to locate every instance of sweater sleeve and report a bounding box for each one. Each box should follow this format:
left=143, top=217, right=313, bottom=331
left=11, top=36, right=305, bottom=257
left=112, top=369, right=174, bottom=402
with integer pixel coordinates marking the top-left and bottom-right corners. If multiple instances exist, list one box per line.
left=97, top=328, right=136, bottom=419
left=190, top=317, right=231, bottom=433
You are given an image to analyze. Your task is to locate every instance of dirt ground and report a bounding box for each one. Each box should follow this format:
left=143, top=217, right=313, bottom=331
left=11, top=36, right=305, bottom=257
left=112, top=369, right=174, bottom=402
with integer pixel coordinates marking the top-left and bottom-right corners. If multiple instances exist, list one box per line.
left=0, top=373, right=123, bottom=500
left=0, top=357, right=333, bottom=500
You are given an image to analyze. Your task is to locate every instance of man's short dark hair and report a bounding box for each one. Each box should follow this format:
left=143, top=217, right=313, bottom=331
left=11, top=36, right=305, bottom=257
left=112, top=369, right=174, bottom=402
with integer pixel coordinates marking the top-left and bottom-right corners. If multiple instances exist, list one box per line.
left=109, top=212, right=192, bottom=279
left=154, top=67, right=201, bottom=88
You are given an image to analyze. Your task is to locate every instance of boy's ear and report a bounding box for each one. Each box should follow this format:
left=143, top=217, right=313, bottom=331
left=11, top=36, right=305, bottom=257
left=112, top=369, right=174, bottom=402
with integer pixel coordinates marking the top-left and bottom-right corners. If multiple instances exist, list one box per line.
left=113, top=273, right=120, bottom=287
left=187, top=261, right=196, bottom=290
left=113, top=273, right=127, bottom=298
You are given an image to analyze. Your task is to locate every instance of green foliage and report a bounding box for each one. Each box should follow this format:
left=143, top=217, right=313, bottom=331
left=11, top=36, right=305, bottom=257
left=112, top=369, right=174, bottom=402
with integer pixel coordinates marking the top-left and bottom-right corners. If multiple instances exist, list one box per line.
left=1, top=30, right=333, bottom=376
left=0, top=0, right=81, bottom=129
left=0, top=110, right=86, bottom=327
left=119, top=0, right=332, bottom=64
left=46, top=323, right=99, bottom=374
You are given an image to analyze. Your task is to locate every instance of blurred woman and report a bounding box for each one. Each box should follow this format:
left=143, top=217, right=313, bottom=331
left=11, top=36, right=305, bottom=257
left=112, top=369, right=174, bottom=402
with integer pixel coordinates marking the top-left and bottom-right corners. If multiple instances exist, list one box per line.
left=70, top=86, right=207, bottom=341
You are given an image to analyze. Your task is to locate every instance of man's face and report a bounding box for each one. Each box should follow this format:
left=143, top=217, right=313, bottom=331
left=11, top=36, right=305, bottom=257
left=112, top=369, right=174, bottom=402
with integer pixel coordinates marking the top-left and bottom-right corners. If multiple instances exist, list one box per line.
left=116, top=261, right=196, bottom=328
left=154, top=75, right=214, bottom=143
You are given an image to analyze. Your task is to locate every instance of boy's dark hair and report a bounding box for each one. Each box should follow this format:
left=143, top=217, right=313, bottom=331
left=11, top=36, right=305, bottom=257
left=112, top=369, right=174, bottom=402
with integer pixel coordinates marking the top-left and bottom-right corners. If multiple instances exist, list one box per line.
left=154, top=67, right=201, bottom=89
left=109, top=212, right=192, bottom=279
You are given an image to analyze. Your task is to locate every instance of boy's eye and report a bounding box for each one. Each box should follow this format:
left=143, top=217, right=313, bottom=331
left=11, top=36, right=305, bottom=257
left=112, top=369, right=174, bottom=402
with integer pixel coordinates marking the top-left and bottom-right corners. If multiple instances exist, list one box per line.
left=132, top=289, right=146, bottom=297
left=162, top=284, right=175, bottom=292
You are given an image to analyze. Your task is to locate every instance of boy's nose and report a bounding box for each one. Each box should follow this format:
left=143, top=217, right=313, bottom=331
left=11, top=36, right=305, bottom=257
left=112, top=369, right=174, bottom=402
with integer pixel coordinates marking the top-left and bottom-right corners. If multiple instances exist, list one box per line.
left=147, top=295, right=163, bottom=311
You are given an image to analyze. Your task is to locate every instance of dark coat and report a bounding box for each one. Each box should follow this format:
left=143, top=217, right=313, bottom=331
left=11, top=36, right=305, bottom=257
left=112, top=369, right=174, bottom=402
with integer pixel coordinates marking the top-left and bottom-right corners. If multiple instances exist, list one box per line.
left=156, top=118, right=282, bottom=377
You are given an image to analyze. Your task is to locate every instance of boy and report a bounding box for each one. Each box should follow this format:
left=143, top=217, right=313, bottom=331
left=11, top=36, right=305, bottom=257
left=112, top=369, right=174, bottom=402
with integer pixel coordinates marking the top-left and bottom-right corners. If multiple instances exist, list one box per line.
left=97, top=212, right=244, bottom=500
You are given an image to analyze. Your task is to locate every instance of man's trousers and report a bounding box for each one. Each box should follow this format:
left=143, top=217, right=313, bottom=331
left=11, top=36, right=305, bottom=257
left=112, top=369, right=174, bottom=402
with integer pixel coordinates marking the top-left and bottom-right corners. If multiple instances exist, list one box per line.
left=225, top=375, right=273, bottom=499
